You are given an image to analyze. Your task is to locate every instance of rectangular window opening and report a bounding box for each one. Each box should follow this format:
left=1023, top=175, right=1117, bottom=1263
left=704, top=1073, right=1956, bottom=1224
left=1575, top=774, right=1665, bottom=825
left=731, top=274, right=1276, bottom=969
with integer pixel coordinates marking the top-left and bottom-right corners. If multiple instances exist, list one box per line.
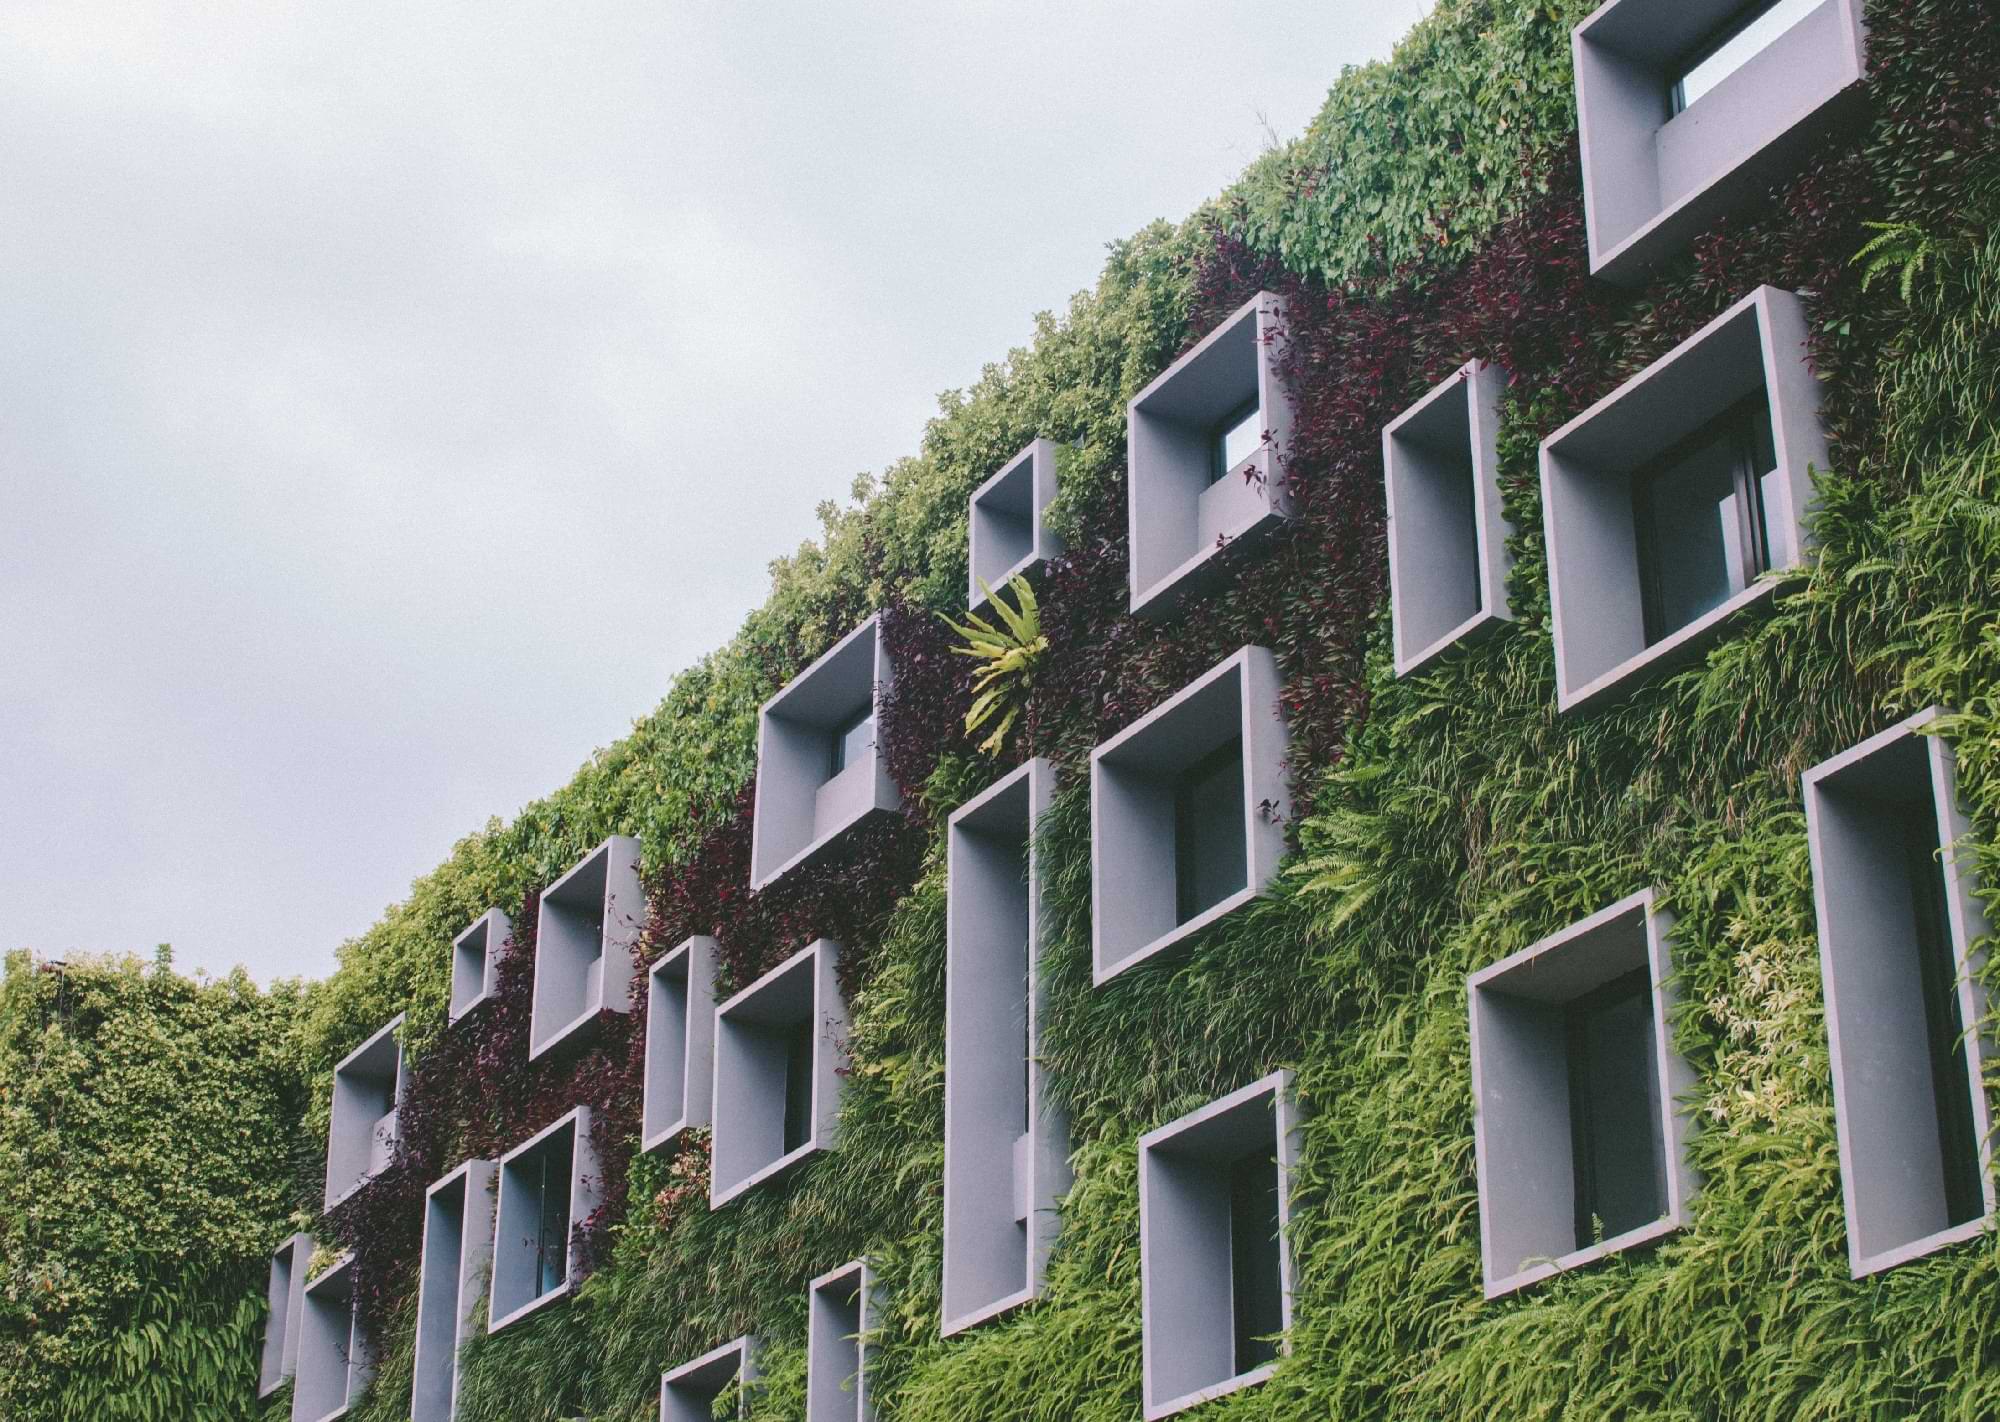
left=1211, top=399, right=1263, bottom=485
left=1670, top=0, right=1827, bottom=113
left=533, top=1133, right=574, bottom=1297
left=1902, top=803, right=1985, bottom=1227
left=782, top=1018, right=815, bottom=1155
left=1174, top=737, right=1248, bottom=926
left=1632, top=393, right=1778, bottom=647
left=1565, top=968, right=1668, bottom=1248
left=1228, top=1147, right=1283, bottom=1375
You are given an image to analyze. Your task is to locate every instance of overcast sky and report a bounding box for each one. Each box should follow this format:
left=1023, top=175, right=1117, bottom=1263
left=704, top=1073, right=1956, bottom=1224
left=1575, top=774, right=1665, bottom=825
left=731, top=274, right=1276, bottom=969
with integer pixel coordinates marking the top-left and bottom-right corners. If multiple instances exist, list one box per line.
left=0, top=1, right=1431, bottom=986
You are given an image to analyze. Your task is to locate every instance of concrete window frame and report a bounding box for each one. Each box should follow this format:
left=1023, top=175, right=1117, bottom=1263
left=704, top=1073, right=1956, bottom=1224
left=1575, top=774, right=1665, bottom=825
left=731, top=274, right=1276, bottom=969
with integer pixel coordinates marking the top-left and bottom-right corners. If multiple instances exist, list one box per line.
left=324, top=1015, right=407, bottom=1211
left=449, top=908, right=510, bottom=1024
left=807, top=1259, right=877, bottom=1422
left=411, top=1159, right=497, bottom=1422
left=1126, top=291, right=1294, bottom=618
left=750, top=616, right=902, bottom=892
left=258, top=1232, right=313, bottom=1398
left=1385, top=360, right=1515, bottom=677
left=1467, top=888, right=1697, bottom=1299
left=943, top=758, right=1072, bottom=1336
left=1090, top=646, right=1290, bottom=986
left=488, top=1106, right=601, bottom=1334
left=1804, top=707, right=1997, bottom=1277
left=660, top=1337, right=759, bottom=1422
left=641, top=936, right=718, bottom=1155
left=710, top=939, right=850, bottom=1208
left=292, top=1254, right=372, bottom=1422
left=1540, top=286, right=1828, bottom=713
left=528, top=836, right=644, bottom=1061
left=1138, top=1071, right=1300, bottom=1421
left=1573, top=0, right=1867, bottom=283
left=969, top=438, right=1064, bottom=612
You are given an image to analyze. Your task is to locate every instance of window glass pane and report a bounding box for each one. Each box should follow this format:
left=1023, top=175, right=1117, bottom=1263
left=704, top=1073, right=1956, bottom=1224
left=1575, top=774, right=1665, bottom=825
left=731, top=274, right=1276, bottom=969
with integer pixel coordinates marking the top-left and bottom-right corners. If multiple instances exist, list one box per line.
left=1566, top=971, right=1665, bottom=1247
left=781, top=1018, right=815, bottom=1155
left=827, top=710, right=874, bottom=779
left=1901, top=804, right=1984, bottom=1226
left=1674, top=0, right=1824, bottom=111
left=1174, top=739, right=1247, bottom=924
left=1212, top=402, right=1263, bottom=483
left=534, top=1133, right=574, bottom=1296
left=1634, top=401, right=1776, bottom=644
left=1228, top=1147, right=1283, bottom=1374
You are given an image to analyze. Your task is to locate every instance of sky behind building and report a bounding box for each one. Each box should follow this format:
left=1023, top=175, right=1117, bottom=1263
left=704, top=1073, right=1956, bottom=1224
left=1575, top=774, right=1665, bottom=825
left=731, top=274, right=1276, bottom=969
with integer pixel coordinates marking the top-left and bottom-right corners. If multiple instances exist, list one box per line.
left=0, top=1, right=1431, bottom=984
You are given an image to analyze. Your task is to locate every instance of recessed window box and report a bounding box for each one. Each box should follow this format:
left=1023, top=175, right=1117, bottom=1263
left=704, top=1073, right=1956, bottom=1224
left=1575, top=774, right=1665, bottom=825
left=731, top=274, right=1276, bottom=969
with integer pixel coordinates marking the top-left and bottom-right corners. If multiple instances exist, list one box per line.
left=750, top=616, right=902, bottom=892
left=1385, top=360, right=1515, bottom=677
left=488, top=1107, right=601, bottom=1334
left=324, top=1015, right=407, bottom=1210
left=1138, top=1071, right=1299, bottom=1420
left=969, top=439, right=1064, bottom=612
left=710, top=939, right=850, bottom=1207
left=450, top=909, right=510, bottom=1024
left=412, top=1159, right=497, bottom=1422
left=642, top=936, right=719, bottom=1154
left=1804, top=708, right=1996, bottom=1277
left=1467, top=888, right=1696, bottom=1299
left=660, top=1337, right=759, bottom=1422
left=258, top=1232, right=313, bottom=1398
left=808, top=1259, right=877, bottom=1422
left=1126, top=292, right=1294, bottom=617
left=292, top=1254, right=372, bottom=1422
left=1540, top=286, right=1827, bottom=713
left=1574, top=0, right=1867, bottom=282
left=1090, top=646, right=1290, bottom=986
left=529, top=836, right=644, bottom=1061
left=943, top=758, right=1071, bottom=1336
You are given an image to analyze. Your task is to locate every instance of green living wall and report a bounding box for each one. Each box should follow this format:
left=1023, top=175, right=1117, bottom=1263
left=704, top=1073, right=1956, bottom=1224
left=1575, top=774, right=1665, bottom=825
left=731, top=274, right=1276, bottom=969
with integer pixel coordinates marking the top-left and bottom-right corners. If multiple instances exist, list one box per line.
left=6, top=0, right=2000, bottom=1417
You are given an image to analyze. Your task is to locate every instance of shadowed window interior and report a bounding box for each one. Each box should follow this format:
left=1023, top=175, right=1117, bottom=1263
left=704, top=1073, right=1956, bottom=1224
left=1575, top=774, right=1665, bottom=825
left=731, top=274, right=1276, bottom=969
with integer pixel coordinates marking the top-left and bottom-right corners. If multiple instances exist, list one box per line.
left=1632, top=393, right=1778, bottom=646
left=1210, top=398, right=1262, bottom=484
left=1901, top=803, right=1984, bottom=1227
left=827, top=707, right=874, bottom=780
left=1564, top=968, right=1667, bottom=1247
left=1175, top=737, right=1247, bottom=924
left=1670, top=0, right=1826, bottom=113
left=1228, top=1146, right=1283, bottom=1374
left=782, top=1017, right=815, bottom=1155
left=530, top=1129, right=574, bottom=1298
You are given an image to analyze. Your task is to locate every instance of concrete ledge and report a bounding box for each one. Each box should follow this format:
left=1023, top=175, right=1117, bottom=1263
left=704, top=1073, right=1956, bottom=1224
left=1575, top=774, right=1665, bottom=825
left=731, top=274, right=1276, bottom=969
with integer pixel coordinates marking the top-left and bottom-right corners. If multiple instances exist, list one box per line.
left=1127, top=292, right=1294, bottom=618
left=324, top=1015, right=406, bottom=1211
left=528, top=836, right=644, bottom=1061
left=661, top=1336, right=758, bottom=1422
left=808, top=1259, right=877, bottom=1422
left=970, top=439, right=1064, bottom=611
left=258, top=1232, right=312, bottom=1397
left=642, top=936, right=718, bottom=1154
left=710, top=940, right=850, bottom=1207
left=1385, top=360, right=1514, bottom=676
left=1138, top=1072, right=1299, bottom=1420
left=488, top=1107, right=601, bottom=1334
left=450, top=908, right=510, bottom=1024
left=751, top=616, right=902, bottom=892
left=293, top=1253, right=372, bottom=1422
left=412, top=1159, right=497, bottom=1422
left=1804, top=708, right=1997, bottom=1277
left=1467, top=889, right=1696, bottom=1299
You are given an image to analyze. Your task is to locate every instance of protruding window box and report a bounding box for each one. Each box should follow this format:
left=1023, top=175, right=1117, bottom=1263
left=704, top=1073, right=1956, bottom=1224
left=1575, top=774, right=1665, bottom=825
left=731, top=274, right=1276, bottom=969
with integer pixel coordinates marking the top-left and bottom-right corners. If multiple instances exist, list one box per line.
left=1385, top=360, right=1514, bottom=676
left=529, top=836, right=644, bottom=1060
left=1127, top=292, right=1294, bottom=617
left=488, top=1107, right=601, bottom=1334
left=660, top=1337, right=759, bottom=1422
left=1138, top=1072, right=1299, bottom=1420
left=324, top=1016, right=407, bottom=1210
left=258, top=1232, right=312, bottom=1398
left=1574, top=0, right=1867, bottom=282
left=750, top=617, right=902, bottom=892
left=710, top=939, right=850, bottom=1207
left=1804, top=708, right=1996, bottom=1277
left=450, top=909, right=510, bottom=1024
left=641, top=936, right=718, bottom=1154
left=969, top=438, right=1064, bottom=612
left=1467, top=889, right=1696, bottom=1299
left=1540, top=286, right=1827, bottom=713
left=292, top=1254, right=373, bottom=1422
left=808, top=1260, right=877, bottom=1422
left=943, top=758, right=1071, bottom=1335
left=1090, top=647, right=1289, bottom=986
left=412, top=1160, right=497, bottom=1422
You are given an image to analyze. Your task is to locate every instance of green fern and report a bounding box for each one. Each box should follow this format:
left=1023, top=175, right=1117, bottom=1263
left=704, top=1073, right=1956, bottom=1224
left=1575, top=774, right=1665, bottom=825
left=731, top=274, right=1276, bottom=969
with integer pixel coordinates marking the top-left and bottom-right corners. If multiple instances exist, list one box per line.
left=1853, top=219, right=1942, bottom=302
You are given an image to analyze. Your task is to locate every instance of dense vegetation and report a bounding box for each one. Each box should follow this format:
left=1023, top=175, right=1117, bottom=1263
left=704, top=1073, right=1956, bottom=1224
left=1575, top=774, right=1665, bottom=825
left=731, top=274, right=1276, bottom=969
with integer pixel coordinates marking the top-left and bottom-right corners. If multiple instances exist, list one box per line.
left=4, top=0, right=1998, bottom=1417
